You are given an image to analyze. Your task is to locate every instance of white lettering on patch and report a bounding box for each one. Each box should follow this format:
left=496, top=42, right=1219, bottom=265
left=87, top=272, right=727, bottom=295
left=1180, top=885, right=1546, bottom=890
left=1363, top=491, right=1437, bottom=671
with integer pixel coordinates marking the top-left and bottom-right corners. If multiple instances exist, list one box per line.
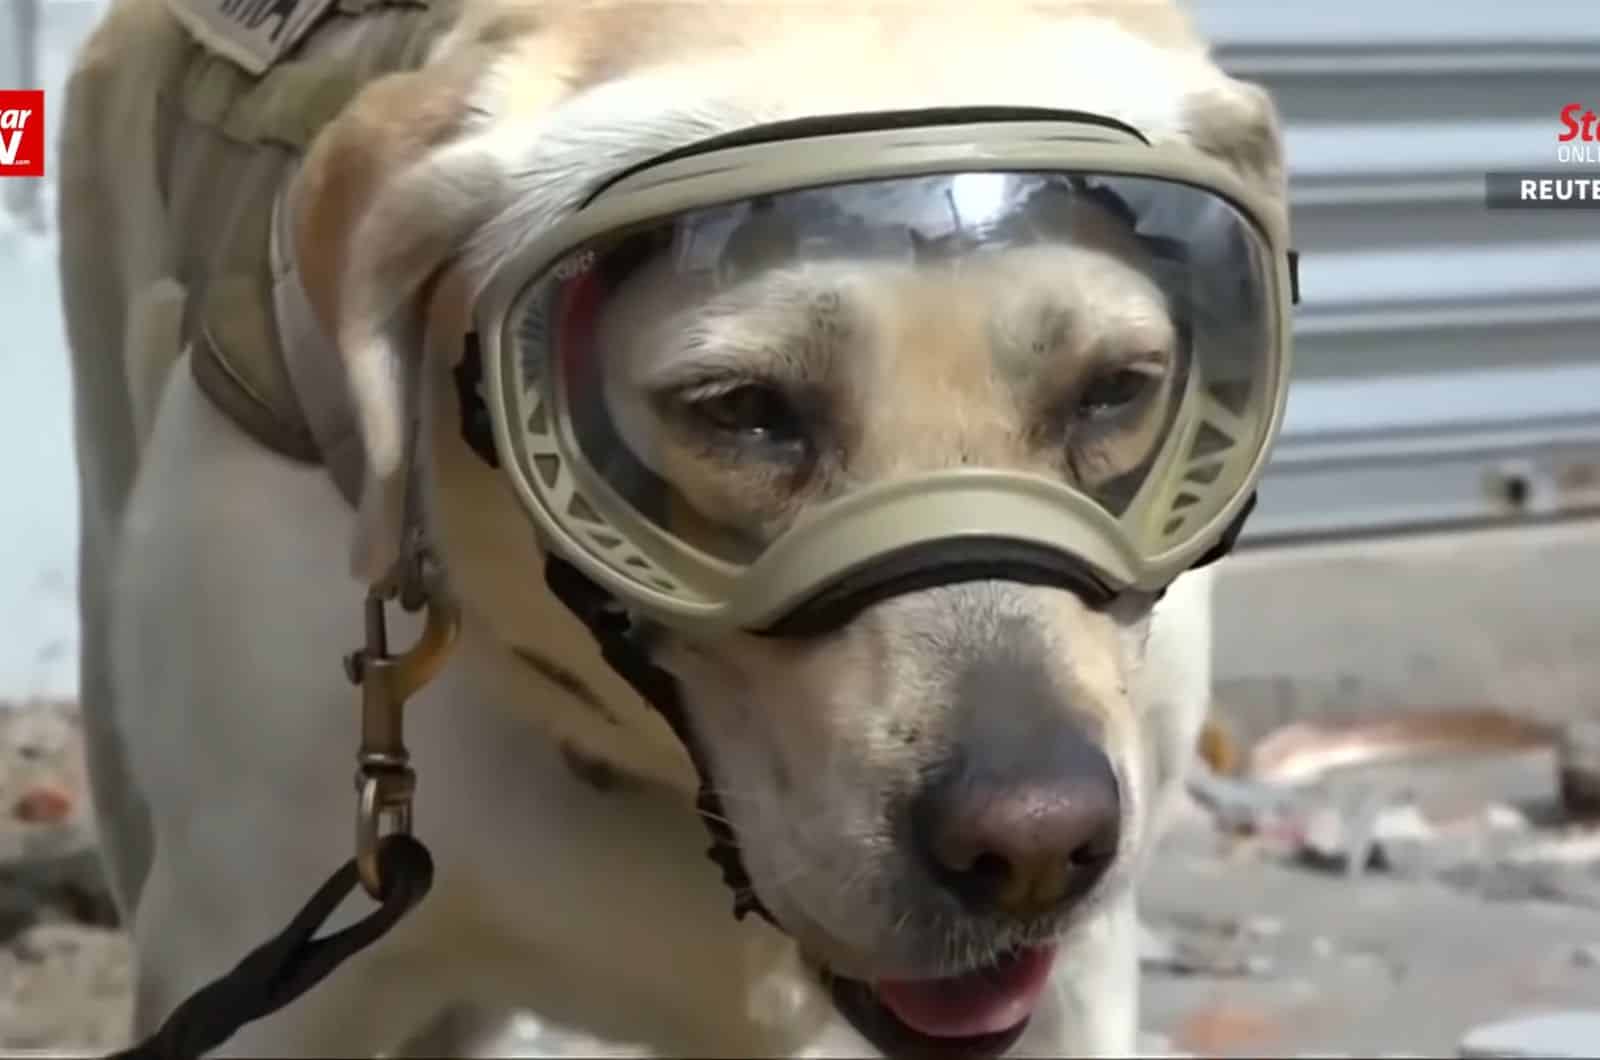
left=165, top=0, right=339, bottom=75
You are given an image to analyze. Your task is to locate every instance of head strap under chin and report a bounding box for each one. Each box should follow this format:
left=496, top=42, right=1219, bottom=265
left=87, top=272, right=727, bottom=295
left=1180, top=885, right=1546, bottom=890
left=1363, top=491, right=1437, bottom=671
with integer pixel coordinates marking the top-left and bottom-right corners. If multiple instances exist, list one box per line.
left=542, top=555, right=782, bottom=929
left=533, top=493, right=1254, bottom=932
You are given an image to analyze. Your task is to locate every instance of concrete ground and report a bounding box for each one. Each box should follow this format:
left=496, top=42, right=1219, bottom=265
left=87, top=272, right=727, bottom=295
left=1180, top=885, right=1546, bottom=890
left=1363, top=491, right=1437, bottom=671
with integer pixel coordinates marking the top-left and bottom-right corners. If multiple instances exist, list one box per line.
left=3, top=699, right=1598, bottom=1058
left=1139, top=815, right=1600, bottom=1057
left=0, top=701, right=128, bottom=1052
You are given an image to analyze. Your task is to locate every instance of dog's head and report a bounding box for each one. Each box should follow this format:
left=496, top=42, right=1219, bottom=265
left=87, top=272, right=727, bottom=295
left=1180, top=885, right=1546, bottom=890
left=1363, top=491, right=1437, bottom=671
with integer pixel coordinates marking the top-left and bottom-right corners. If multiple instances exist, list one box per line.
left=295, top=0, right=1284, bottom=1048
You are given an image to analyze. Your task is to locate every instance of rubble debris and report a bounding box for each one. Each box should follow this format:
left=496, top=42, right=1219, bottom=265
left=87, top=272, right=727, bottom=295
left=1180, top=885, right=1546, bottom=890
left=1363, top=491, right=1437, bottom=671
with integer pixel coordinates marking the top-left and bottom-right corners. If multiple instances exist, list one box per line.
left=0, top=838, right=118, bottom=942
left=1170, top=1002, right=1282, bottom=1055
left=0, top=702, right=120, bottom=948
left=1293, top=802, right=1368, bottom=873
left=1231, top=771, right=1592, bottom=894
left=1280, top=788, right=1464, bottom=879
left=12, top=784, right=72, bottom=825
left=1284, top=790, right=1595, bottom=898
left=1196, top=717, right=1243, bottom=777
left=1187, top=708, right=1570, bottom=857
left=1247, top=709, right=1557, bottom=788
left=1142, top=939, right=1274, bottom=979
left=1135, top=1029, right=1190, bottom=1058
left=1508, top=829, right=1600, bottom=865
left=1367, top=803, right=1533, bottom=881
left=0, top=922, right=132, bottom=1051
left=1436, top=860, right=1600, bottom=910
left=1457, top=1009, right=1600, bottom=1059
left=1557, top=720, right=1600, bottom=819
left=1413, top=822, right=1600, bottom=907
left=1190, top=706, right=1600, bottom=897
left=1291, top=789, right=1407, bottom=879
left=1139, top=920, right=1178, bottom=967
left=1183, top=759, right=1302, bottom=836
left=1243, top=915, right=1284, bottom=939
left=1140, top=915, right=1276, bottom=979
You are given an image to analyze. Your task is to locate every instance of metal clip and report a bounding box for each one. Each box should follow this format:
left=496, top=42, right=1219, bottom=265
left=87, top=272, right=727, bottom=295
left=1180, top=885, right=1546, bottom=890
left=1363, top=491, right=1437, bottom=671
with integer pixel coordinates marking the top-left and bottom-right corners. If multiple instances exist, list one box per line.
left=344, top=591, right=460, bottom=899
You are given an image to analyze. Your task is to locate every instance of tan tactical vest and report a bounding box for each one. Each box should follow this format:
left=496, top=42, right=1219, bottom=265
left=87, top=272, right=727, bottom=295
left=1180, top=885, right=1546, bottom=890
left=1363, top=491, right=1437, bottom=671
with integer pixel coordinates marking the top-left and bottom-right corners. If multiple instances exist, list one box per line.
left=157, top=0, right=460, bottom=505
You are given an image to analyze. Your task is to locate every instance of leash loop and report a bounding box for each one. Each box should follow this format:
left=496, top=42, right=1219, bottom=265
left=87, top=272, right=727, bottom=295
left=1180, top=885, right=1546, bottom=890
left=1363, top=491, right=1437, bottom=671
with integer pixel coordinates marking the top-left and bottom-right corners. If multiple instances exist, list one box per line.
left=105, top=835, right=435, bottom=1060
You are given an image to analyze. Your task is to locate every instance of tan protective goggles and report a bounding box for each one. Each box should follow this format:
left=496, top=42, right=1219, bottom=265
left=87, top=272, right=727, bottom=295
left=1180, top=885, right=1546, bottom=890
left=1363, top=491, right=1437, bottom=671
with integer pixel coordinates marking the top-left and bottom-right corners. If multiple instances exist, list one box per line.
left=477, top=114, right=1295, bottom=635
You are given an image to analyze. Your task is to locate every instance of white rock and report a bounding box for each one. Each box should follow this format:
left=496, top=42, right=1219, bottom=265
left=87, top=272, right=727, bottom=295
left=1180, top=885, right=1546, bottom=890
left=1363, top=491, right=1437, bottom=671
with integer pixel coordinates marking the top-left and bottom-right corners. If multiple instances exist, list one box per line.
left=1138, top=920, right=1177, bottom=967
left=1482, top=803, right=1530, bottom=832
left=1137, top=1030, right=1192, bottom=1058
left=1245, top=915, right=1285, bottom=939
left=1372, top=804, right=1436, bottom=843
left=1458, top=1009, right=1600, bottom=1058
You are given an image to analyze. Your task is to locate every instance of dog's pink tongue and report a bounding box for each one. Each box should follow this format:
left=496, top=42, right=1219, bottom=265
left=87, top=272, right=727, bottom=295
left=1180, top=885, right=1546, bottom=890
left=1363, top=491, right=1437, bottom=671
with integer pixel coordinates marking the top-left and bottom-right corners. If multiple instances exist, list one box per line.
left=873, top=946, right=1057, bottom=1039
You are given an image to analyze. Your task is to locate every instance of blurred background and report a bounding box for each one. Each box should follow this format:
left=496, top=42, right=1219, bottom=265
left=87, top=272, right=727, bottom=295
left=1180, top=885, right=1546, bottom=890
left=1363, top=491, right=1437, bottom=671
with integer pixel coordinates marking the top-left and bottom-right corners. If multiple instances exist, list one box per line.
left=1, top=1, right=1598, bottom=1055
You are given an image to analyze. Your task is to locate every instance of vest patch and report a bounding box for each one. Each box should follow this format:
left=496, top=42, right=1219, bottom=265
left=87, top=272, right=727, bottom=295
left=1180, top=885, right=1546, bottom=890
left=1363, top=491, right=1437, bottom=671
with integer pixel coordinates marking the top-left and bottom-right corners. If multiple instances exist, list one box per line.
left=166, top=0, right=339, bottom=74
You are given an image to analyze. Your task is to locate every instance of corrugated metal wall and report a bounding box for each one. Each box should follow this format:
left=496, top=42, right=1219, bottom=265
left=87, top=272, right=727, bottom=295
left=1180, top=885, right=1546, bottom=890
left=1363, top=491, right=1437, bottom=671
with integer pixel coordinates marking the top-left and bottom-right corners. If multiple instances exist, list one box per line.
left=1190, top=0, right=1600, bottom=543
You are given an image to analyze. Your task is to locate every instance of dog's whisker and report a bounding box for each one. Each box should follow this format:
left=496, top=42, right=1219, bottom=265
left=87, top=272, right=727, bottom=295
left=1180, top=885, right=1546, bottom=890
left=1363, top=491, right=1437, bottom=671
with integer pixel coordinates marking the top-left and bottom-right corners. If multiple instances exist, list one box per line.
left=889, top=907, right=914, bottom=944
left=699, top=790, right=843, bottom=851
left=697, top=794, right=784, bottom=810
left=749, top=850, right=828, bottom=893
left=694, top=806, right=739, bottom=828
left=687, top=799, right=835, bottom=899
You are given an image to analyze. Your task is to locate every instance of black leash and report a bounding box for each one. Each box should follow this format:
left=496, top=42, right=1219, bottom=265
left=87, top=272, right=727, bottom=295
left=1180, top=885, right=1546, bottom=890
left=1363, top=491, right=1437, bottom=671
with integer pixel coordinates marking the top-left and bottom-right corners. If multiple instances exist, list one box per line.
left=105, top=834, right=434, bottom=1060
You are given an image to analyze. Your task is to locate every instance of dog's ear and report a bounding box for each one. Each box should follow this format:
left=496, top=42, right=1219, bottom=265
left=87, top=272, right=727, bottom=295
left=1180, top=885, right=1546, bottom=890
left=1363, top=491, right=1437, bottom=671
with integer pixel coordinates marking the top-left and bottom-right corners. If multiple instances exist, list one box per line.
left=290, top=49, right=510, bottom=582
left=1179, top=75, right=1287, bottom=207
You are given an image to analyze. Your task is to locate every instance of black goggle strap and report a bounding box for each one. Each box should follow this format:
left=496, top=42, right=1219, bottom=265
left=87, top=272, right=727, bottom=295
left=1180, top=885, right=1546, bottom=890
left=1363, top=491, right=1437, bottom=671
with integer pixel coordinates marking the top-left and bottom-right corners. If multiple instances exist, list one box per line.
left=542, top=555, right=782, bottom=929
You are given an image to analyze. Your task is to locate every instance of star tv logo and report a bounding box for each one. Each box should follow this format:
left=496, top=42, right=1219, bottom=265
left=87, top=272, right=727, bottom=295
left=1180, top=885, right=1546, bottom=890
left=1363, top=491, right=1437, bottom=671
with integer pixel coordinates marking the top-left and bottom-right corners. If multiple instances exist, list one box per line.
left=0, top=91, right=44, bottom=178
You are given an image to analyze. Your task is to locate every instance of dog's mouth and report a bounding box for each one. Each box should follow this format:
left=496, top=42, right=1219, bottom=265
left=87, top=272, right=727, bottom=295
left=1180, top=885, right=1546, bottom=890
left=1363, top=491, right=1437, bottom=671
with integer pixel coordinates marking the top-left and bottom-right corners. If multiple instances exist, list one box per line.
left=825, top=944, right=1057, bottom=1057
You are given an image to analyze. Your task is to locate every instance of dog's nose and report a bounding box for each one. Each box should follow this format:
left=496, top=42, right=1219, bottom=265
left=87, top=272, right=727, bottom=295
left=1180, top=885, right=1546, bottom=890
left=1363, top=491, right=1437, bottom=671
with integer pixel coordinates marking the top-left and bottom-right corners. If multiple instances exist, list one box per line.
left=910, top=632, right=1123, bottom=920
left=916, top=759, right=1121, bottom=919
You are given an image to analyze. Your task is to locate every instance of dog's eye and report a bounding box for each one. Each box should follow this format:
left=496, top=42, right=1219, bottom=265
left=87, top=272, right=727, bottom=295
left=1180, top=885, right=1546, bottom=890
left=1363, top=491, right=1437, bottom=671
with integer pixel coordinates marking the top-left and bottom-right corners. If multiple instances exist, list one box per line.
left=688, top=383, right=806, bottom=444
left=1077, top=366, right=1157, bottom=421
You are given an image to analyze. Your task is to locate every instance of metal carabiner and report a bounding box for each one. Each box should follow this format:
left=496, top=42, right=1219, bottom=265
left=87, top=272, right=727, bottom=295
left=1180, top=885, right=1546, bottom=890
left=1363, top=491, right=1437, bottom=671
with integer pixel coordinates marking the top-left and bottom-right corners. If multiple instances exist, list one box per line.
left=344, top=591, right=460, bottom=898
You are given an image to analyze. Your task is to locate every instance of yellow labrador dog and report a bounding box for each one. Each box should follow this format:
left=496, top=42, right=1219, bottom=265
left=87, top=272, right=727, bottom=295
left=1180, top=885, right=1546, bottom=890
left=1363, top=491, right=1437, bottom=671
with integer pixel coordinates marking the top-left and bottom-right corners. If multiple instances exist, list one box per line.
left=59, top=0, right=1291, bottom=1055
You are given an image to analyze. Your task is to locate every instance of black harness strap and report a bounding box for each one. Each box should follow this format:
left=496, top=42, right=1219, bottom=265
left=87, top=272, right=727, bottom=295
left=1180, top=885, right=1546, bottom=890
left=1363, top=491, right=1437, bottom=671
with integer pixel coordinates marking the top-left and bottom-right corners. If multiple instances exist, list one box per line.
left=106, top=836, right=433, bottom=1060
left=543, top=555, right=780, bottom=928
